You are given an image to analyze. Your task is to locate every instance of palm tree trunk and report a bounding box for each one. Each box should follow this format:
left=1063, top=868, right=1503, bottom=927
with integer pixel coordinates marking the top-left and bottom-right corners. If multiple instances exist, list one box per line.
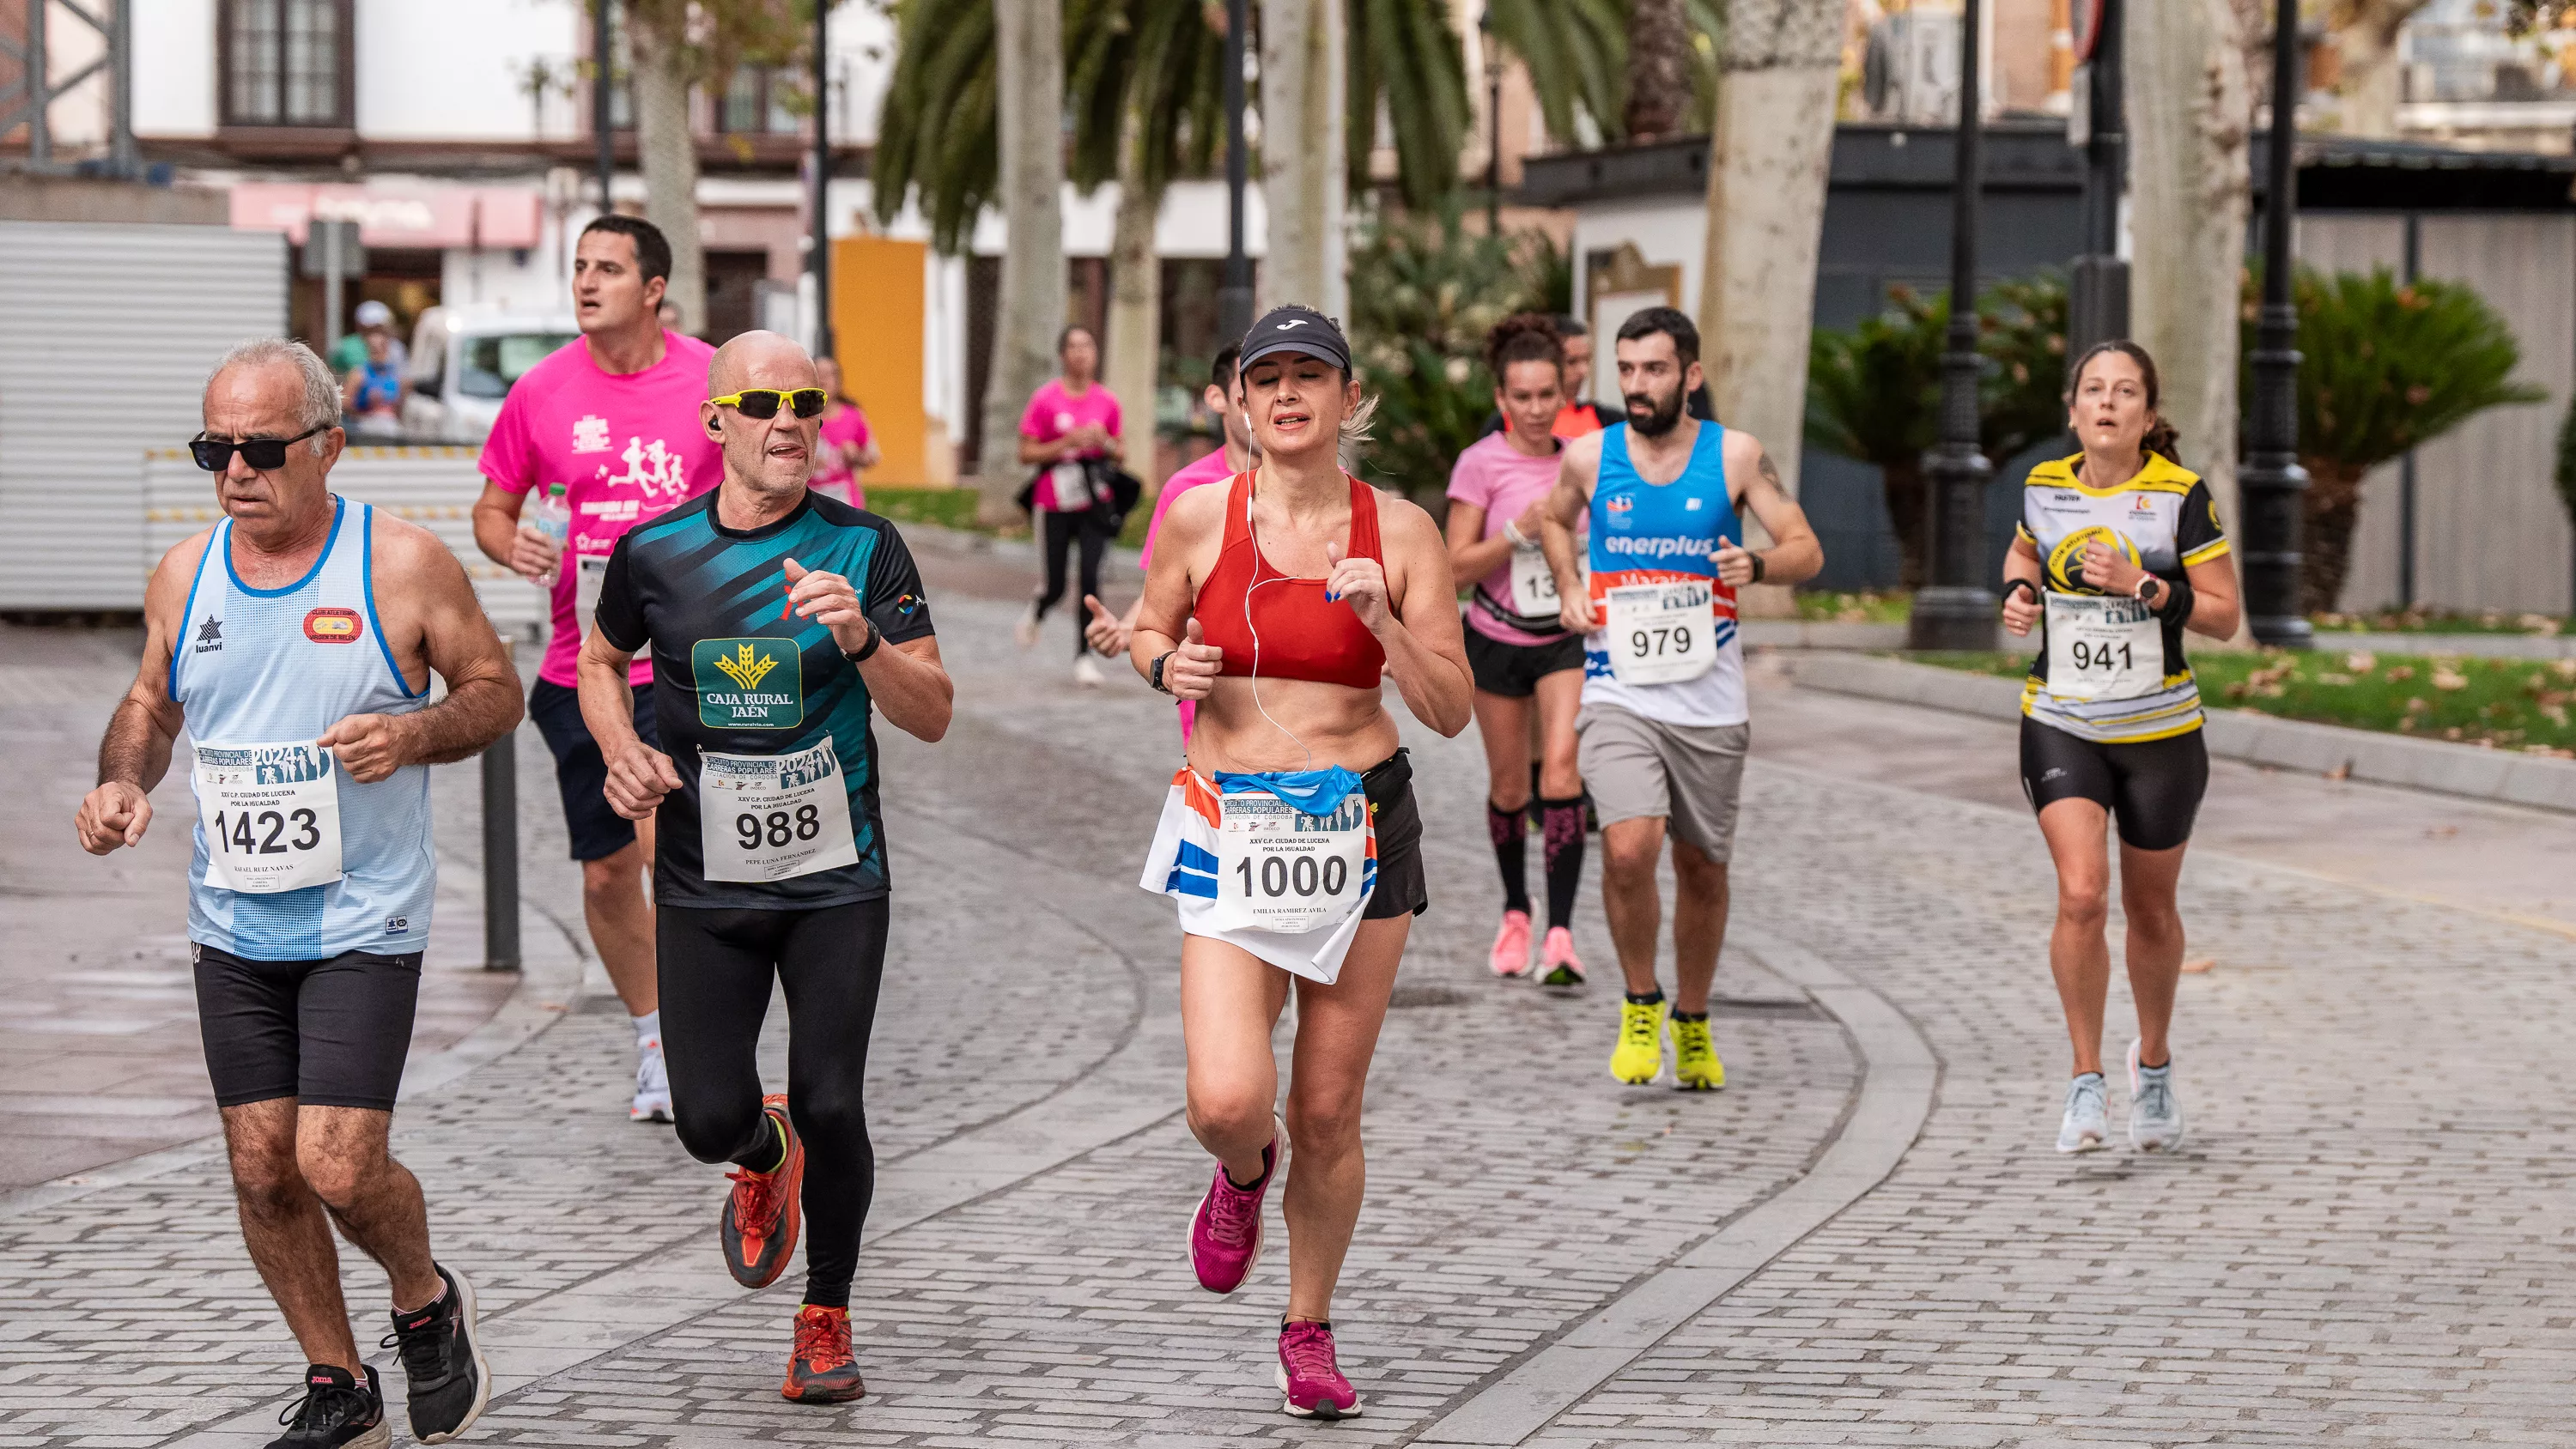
left=2300, top=456, right=2369, bottom=615
left=1883, top=455, right=1929, bottom=591
left=978, top=0, right=1066, bottom=518
left=1105, top=105, right=1163, bottom=490
left=629, top=10, right=706, bottom=336
left=1260, top=0, right=1346, bottom=320
left=1625, top=0, right=1694, bottom=141
left=1698, top=0, right=1839, bottom=498
left=2128, top=0, right=2251, bottom=567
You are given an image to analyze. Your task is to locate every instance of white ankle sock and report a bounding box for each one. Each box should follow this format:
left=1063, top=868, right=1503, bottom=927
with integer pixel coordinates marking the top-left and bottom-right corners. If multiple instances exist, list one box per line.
left=634, top=1009, right=661, bottom=1047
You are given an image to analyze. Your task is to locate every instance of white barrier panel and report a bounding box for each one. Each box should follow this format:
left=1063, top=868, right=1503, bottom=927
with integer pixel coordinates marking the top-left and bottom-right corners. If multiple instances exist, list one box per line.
left=144, top=446, right=550, bottom=637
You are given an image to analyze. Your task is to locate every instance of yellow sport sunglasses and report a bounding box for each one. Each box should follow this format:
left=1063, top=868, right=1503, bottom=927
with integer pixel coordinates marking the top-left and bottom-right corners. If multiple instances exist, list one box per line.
left=709, top=387, right=828, bottom=420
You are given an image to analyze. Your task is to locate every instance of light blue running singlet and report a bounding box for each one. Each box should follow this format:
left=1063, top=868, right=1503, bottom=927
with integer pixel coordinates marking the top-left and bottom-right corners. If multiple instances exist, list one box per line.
left=171, top=497, right=434, bottom=959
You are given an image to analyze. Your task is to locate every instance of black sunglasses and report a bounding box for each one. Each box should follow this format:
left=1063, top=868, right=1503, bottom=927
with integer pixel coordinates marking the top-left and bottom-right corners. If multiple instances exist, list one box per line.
left=191, top=427, right=326, bottom=472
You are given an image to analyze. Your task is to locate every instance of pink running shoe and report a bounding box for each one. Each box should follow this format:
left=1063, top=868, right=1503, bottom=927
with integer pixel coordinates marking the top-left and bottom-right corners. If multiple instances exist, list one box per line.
left=1488, top=909, right=1534, bottom=978
left=1538, top=925, right=1587, bottom=988
left=1277, top=1319, right=1360, bottom=1419
left=1187, top=1124, right=1280, bottom=1294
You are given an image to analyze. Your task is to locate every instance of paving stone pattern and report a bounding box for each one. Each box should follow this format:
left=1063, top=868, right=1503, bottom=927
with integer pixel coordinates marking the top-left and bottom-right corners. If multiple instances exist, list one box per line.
left=4, top=579, right=2571, bottom=1446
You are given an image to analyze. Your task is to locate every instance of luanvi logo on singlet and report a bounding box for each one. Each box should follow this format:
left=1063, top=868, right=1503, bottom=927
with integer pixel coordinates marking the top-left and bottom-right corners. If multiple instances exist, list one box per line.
left=693, top=638, right=802, bottom=728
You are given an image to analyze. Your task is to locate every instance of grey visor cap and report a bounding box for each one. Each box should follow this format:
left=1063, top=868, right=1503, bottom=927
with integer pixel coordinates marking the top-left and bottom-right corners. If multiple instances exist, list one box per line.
left=1237, top=305, right=1352, bottom=374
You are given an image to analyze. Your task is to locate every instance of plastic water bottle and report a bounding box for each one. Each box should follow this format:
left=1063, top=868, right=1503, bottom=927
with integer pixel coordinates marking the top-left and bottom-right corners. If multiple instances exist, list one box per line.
left=528, top=482, right=571, bottom=581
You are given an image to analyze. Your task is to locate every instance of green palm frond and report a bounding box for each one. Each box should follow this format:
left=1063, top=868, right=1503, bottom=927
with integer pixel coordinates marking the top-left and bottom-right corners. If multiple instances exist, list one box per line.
left=1482, top=0, right=1626, bottom=144
left=1349, top=0, right=1472, bottom=209
left=869, top=0, right=996, bottom=252
left=1067, top=0, right=1225, bottom=195
left=2259, top=265, right=2547, bottom=471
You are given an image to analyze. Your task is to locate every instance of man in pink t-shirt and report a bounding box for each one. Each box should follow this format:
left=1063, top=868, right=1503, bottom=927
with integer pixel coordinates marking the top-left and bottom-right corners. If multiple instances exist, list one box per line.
left=1084, top=340, right=1253, bottom=739
left=468, top=215, right=720, bottom=1124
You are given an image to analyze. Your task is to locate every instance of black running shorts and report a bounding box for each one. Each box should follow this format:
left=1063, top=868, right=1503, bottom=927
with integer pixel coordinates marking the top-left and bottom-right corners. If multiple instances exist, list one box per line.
left=2019, top=717, right=2209, bottom=852
left=1463, top=627, right=1584, bottom=700
left=529, top=677, right=662, bottom=863
left=1362, top=750, right=1429, bottom=919
left=192, top=943, right=422, bottom=1111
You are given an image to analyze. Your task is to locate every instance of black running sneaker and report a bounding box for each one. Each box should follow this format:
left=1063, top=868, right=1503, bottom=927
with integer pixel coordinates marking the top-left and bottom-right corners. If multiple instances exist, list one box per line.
left=266, top=1363, right=387, bottom=1449
left=381, top=1264, right=489, bottom=1444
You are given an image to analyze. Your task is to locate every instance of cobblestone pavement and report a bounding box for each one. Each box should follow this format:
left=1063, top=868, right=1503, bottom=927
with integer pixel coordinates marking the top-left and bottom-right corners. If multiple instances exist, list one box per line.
left=3, top=541, right=2572, bottom=1446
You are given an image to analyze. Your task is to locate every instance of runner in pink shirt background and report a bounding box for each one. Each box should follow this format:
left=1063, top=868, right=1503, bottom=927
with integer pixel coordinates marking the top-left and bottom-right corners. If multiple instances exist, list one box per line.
left=809, top=355, right=879, bottom=508
left=1014, top=324, right=1124, bottom=683
left=1442, top=313, right=1590, bottom=988
left=469, top=215, right=720, bottom=1125
left=1084, top=340, right=1255, bottom=742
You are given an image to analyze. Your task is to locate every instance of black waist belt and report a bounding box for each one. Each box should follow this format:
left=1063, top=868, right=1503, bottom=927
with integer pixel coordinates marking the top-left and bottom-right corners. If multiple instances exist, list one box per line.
left=1470, top=586, right=1570, bottom=639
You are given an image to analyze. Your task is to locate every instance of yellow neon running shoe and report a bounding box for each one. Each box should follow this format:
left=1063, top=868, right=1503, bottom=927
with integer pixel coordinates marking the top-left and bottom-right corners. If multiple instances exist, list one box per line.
left=1609, top=999, right=1666, bottom=1084
left=1670, top=1014, right=1725, bottom=1091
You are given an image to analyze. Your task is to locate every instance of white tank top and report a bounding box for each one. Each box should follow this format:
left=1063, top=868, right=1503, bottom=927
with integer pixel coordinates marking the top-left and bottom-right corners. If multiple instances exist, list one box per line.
left=171, top=498, right=435, bottom=959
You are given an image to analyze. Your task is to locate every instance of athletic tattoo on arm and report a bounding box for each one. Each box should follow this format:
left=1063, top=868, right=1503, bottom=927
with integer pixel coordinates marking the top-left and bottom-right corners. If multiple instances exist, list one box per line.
left=1756, top=449, right=1783, bottom=496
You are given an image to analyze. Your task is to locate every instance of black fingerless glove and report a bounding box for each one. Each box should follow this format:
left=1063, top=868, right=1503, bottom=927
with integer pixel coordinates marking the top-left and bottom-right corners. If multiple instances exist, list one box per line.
left=2153, top=573, right=2195, bottom=626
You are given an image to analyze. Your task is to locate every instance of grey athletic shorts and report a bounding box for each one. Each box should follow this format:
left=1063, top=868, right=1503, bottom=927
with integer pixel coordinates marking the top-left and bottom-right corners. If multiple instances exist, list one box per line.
left=1575, top=704, right=1749, bottom=862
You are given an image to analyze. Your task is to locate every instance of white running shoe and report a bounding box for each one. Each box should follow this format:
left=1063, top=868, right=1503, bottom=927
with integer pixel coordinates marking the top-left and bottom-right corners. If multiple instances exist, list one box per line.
left=1072, top=654, right=1105, bottom=688
left=1013, top=603, right=1042, bottom=649
left=631, top=1037, right=672, bottom=1124
left=2056, top=1072, right=2108, bottom=1154
left=2127, top=1039, right=2185, bottom=1152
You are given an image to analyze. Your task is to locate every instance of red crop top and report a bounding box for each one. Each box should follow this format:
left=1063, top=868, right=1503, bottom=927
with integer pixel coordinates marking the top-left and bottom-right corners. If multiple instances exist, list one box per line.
left=1194, top=471, right=1388, bottom=690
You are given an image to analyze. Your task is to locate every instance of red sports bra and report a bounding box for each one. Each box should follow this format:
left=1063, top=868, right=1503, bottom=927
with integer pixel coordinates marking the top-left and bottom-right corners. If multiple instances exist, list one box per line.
left=1194, top=471, right=1388, bottom=690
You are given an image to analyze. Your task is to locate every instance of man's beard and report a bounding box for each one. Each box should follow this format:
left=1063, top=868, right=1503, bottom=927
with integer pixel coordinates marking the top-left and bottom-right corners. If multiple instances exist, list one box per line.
left=1625, top=386, right=1686, bottom=438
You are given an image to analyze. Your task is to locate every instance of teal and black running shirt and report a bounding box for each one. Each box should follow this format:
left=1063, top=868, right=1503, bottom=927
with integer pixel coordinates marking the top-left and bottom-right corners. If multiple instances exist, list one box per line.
left=592, top=490, right=935, bottom=909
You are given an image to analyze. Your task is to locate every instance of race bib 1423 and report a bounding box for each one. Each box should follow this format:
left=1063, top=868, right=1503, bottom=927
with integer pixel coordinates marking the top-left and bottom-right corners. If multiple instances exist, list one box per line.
left=193, top=740, right=343, bottom=894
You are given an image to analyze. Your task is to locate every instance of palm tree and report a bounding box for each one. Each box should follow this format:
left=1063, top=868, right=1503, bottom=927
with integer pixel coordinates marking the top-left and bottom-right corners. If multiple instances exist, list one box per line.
left=1347, top=0, right=1470, bottom=211
left=2251, top=266, right=2547, bottom=613
left=976, top=0, right=1067, bottom=509
left=1624, top=0, right=1693, bottom=140
left=619, top=0, right=806, bottom=335
left=1481, top=0, right=1625, bottom=144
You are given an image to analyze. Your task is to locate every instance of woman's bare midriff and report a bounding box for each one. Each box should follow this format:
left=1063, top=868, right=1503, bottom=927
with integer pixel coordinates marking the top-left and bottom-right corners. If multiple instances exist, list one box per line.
left=1186, top=674, right=1400, bottom=776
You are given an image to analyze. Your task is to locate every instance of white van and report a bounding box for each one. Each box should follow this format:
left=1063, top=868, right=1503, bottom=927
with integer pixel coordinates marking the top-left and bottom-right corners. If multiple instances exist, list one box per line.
left=401, top=307, right=580, bottom=443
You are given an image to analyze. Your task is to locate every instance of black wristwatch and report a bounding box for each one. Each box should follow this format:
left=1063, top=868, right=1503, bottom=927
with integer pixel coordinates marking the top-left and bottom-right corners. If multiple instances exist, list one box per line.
left=1747, top=549, right=1766, bottom=584
left=2002, top=579, right=2039, bottom=606
left=1149, top=649, right=1177, bottom=695
left=842, top=620, right=883, bottom=664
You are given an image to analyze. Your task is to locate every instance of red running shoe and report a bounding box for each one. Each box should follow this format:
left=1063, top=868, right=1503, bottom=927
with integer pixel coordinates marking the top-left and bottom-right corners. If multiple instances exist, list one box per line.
left=781, top=1304, right=867, bottom=1404
left=1277, top=1319, right=1360, bottom=1419
left=1187, top=1121, right=1281, bottom=1294
left=720, top=1094, right=802, bottom=1289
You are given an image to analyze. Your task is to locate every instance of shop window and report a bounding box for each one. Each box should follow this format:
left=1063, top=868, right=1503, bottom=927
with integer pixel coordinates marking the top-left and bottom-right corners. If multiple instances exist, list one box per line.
left=221, top=0, right=353, bottom=128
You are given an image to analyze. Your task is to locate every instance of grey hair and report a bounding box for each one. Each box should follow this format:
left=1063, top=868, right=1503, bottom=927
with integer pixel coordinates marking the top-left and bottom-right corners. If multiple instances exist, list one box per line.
left=208, top=338, right=342, bottom=454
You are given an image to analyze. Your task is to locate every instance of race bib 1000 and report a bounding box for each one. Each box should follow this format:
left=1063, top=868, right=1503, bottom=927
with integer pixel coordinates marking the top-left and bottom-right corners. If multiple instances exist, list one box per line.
left=193, top=740, right=343, bottom=894
left=1209, top=788, right=1372, bottom=936
left=2043, top=591, right=2163, bottom=703
left=693, top=637, right=803, bottom=730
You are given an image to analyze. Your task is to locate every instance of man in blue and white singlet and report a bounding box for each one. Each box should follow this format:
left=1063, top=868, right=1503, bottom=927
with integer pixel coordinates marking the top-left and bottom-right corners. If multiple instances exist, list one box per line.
left=1536, top=306, right=1823, bottom=1094
left=74, top=340, right=522, bottom=1449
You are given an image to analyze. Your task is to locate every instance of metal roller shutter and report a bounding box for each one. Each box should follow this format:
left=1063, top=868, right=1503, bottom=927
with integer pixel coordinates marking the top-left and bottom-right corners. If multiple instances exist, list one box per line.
left=0, top=221, right=286, bottom=609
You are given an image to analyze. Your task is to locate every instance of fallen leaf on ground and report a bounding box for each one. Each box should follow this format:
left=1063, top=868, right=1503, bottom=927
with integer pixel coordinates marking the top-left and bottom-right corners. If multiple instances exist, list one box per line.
left=2345, top=651, right=2377, bottom=672
left=2388, top=664, right=2418, bottom=681
left=2324, top=761, right=2351, bottom=781
left=2433, top=668, right=2470, bottom=690
left=2180, top=958, right=2215, bottom=974
left=2427, top=825, right=2459, bottom=839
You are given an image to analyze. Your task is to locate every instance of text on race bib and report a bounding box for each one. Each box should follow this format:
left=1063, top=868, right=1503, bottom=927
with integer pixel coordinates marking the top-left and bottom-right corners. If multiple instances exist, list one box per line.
left=693, top=637, right=803, bottom=730
left=1208, top=788, right=1372, bottom=936
left=698, top=740, right=860, bottom=884
left=193, top=740, right=344, bottom=894
left=1602, top=579, right=1716, bottom=685
left=2043, top=591, right=2165, bottom=704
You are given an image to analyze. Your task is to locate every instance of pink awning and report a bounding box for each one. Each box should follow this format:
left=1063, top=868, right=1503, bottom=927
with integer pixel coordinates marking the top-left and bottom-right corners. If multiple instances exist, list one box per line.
left=229, top=183, right=545, bottom=250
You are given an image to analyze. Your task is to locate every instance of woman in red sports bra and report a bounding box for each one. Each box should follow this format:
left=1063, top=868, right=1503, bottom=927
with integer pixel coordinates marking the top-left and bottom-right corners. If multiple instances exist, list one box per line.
left=1127, top=306, right=1472, bottom=1420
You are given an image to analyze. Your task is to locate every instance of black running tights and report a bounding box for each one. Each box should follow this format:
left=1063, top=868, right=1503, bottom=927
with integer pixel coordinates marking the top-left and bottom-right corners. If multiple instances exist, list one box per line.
left=1035, top=508, right=1110, bottom=658
left=658, top=899, right=888, bottom=1308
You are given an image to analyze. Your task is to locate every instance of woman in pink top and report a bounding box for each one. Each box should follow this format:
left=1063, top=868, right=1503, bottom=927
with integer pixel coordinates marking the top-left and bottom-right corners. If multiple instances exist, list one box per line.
left=808, top=356, right=879, bottom=508
left=1444, top=313, right=1589, bottom=986
left=1014, top=324, right=1124, bottom=683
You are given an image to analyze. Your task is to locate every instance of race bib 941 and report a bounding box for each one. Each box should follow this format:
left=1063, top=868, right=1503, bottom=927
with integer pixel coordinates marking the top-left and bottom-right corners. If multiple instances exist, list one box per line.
left=693, top=637, right=803, bottom=729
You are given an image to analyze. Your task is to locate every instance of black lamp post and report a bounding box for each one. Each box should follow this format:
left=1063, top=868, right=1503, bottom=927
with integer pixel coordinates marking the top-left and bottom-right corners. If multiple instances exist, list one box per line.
left=2067, top=0, right=2127, bottom=355
left=2241, top=0, right=2312, bottom=647
left=1481, top=7, right=1502, bottom=233
left=809, top=0, right=834, bottom=356
left=592, top=0, right=615, bottom=212
left=1217, top=0, right=1255, bottom=343
left=1908, top=0, right=1996, bottom=651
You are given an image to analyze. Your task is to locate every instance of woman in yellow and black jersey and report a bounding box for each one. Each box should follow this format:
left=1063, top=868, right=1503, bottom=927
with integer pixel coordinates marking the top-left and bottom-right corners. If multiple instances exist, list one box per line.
left=1999, top=340, right=2240, bottom=1157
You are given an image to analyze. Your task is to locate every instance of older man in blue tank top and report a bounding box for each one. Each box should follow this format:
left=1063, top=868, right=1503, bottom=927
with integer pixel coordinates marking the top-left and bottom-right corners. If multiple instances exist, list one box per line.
left=73, top=340, right=522, bottom=1448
